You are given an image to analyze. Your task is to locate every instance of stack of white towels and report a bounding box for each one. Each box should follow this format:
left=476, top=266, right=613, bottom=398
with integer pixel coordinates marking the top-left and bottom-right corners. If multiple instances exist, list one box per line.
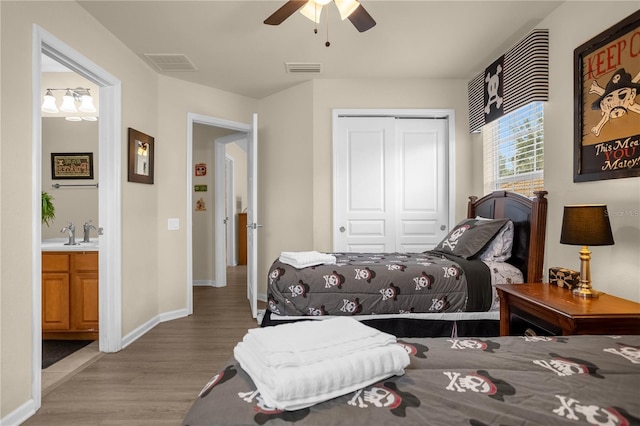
left=278, top=251, right=337, bottom=268
left=233, top=317, right=410, bottom=410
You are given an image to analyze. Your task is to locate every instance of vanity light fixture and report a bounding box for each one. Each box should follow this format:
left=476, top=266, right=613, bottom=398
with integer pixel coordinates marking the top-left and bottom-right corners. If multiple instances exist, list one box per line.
left=41, top=88, right=96, bottom=114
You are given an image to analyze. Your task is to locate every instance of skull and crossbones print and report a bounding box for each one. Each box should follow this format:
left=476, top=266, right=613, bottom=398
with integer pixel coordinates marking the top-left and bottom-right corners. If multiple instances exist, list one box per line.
left=589, top=68, right=640, bottom=136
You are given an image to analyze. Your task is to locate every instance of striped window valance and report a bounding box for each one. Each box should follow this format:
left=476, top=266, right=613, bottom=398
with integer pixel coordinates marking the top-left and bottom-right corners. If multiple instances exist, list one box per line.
left=468, top=29, right=549, bottom=133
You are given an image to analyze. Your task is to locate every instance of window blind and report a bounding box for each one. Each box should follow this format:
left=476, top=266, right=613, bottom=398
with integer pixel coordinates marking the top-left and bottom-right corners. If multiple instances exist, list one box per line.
left=483, top=102, right=544, bottom=197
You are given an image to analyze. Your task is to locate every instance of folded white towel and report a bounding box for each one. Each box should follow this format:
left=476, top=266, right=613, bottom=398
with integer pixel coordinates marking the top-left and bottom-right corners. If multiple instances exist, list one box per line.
left=242, top=317, right=396, bottom=368
left=234, top=338, right=409, bottom=411
left=279, top=251, right=336, bottom=268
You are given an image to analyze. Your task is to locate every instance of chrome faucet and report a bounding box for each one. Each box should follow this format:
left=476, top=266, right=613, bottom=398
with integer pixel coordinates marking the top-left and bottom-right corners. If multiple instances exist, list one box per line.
left=61, top=222, right=77, bottom=245
left=83, top=220, right=96, bottom=242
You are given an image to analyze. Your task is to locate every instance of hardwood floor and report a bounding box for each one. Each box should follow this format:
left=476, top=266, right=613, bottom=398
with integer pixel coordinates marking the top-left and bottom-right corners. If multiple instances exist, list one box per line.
left=25, top=266, right=262, bottom=426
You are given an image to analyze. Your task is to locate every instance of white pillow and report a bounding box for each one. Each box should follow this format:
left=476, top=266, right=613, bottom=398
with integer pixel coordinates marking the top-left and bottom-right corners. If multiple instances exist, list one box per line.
left=475, top=217, right=514, bottom=262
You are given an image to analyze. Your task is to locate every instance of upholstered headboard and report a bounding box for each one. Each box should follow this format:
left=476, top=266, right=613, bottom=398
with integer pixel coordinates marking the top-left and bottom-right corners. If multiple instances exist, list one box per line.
left=467, top=190, right=548, bottom=283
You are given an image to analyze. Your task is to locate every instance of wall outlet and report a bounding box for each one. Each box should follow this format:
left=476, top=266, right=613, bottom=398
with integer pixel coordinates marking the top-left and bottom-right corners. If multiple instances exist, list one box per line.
left=168, top=218, right=180, bottom=231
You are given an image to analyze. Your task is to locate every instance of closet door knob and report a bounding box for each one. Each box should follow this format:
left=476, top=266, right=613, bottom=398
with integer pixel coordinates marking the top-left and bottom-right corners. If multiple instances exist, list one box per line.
left=339, top=226, right=346, bottom=233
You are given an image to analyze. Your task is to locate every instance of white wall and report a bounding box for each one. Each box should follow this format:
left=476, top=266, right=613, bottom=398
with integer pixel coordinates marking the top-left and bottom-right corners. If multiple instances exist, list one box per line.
left=192, top=124, right=215, bottom=282
left=257, top=81, right=315, bottom=297
left=540, top=2, right=640, bottom=302
left=155, top=75, right=257, bottom=314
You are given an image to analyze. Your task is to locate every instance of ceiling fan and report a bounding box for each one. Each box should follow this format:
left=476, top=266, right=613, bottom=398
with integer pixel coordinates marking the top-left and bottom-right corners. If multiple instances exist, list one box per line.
left=264, top=0, right=376, bottom=33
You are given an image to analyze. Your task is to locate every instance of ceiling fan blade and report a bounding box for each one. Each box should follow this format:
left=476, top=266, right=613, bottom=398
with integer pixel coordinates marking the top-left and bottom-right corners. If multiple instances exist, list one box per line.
left=348, top=3, right=376, bottom=32
left=264, top=0, right=308, bottom=25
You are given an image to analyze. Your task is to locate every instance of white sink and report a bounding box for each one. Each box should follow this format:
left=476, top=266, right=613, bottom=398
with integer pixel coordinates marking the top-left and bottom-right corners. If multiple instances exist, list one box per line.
left=41, top=237, right=99, bottom=251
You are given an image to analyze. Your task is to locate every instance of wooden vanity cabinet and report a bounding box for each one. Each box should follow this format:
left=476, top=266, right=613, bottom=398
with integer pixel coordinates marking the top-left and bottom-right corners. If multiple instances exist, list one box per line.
left=42, top=251, right=98, bottom=340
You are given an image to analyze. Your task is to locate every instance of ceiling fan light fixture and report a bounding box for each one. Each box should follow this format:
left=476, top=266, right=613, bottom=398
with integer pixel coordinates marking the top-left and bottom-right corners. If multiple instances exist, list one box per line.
left=335, top=0, right=359, bottom=20
left=313, top=0, right=332, bottom=5
left=300, top=1, right=323, bottom=23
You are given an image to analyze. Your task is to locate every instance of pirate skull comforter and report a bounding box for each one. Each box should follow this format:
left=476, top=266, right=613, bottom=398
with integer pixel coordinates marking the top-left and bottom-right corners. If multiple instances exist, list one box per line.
left=181, top=334, right=640, bottom=425
left=266, top=217, right=519, bottom=318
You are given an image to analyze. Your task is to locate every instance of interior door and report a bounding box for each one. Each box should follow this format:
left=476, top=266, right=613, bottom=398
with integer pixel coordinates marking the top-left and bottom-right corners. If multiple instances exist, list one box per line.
left=246, top=113, right=259, bottom=318
left=394, top=118, right=449, bottom=251
left=334, top=117, right=396, bottom=251
left=334, top=115, right=449, bottom=252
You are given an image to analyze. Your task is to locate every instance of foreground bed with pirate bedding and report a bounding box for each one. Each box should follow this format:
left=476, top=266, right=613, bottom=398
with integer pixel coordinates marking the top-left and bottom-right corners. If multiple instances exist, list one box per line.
left=182, top=332, right=640, bottom=425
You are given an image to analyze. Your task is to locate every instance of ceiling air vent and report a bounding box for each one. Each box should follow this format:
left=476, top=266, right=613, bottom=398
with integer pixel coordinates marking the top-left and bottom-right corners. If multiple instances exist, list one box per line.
left=144, top=54, right=197, bottom=72
left=285, top=62, right=322, bottom=74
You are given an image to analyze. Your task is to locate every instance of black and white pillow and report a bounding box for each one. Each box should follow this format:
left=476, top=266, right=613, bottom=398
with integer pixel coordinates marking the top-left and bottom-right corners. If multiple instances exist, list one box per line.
left=433, top=218, right=510, bottom=259
left=475, top=217, right=514, bottom=262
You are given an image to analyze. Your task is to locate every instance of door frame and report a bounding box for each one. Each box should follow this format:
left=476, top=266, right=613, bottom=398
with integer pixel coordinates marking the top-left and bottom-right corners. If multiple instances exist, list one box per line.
left=331, top=108, right=456, bottom=250
left=32, top=25, right=122, bottom=411
left=225, top=154, right=236, bottom=266
left=186, top=113, right=252, bottom=314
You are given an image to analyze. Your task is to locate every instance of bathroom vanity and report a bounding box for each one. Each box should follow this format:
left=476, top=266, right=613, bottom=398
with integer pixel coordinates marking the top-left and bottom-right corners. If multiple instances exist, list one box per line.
left=42, top=240, right=99, bottom=340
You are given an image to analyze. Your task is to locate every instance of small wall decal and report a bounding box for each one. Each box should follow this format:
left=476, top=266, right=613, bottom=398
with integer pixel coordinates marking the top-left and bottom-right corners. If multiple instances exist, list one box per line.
left=195, top=163, right=207, bottom=176
left=196, top=197, right=206, bottom=211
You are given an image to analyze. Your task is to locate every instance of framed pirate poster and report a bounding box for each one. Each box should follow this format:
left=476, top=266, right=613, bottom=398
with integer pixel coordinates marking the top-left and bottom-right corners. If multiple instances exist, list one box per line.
left=573, top=10, right=640, bottom=182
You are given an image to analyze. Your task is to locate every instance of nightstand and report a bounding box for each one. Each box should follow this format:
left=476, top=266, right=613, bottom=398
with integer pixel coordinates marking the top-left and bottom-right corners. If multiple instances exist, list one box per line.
left=495, top=283, right=640, bottom=336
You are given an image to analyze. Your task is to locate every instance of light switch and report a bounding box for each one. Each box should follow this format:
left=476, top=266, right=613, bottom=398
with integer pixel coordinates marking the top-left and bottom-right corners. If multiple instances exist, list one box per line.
left=168, top=218, right=180, bottom=231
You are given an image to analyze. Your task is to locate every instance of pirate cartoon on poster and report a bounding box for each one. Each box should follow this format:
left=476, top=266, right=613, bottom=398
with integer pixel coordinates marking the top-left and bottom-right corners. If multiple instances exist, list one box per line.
left=574, top=10, right=640, bottom=182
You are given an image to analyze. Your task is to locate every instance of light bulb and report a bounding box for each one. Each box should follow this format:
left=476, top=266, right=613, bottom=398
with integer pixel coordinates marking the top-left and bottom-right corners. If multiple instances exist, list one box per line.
left=335, top=0, right=359, bottom=20
left=60, top=89, right=78, bottom=113
left=41, top=90, right=59, bottom=113
left=79, top=95, right=96, bottom=113
left=300, top=2, right=323, bottom=23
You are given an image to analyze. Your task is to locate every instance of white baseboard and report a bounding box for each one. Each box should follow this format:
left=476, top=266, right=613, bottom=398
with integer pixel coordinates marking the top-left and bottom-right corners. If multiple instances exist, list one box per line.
left=193, top=280, right=214, bottom=287
left=1, top=398, right=36, bottom=426
left=121, top=308, right=189, bottom=349
left=193, top=280, right=226, bottom=288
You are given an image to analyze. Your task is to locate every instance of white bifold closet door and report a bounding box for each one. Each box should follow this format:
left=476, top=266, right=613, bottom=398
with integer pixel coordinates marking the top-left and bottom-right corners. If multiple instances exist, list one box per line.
left=334, top=116, right=449, bottom=253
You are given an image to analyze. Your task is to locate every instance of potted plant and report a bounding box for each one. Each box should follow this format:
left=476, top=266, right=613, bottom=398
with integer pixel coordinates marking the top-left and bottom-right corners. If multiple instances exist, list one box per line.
left=41, top=191, right=56, bottom=226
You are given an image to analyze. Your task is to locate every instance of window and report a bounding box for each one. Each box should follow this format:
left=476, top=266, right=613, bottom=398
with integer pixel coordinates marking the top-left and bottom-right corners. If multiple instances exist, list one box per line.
left=482, top=102, right=544, bottom=197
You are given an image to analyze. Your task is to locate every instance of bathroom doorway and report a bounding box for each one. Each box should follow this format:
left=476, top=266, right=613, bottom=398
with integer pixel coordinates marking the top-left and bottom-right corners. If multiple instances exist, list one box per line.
left=40, top=56, right=100, bottom=383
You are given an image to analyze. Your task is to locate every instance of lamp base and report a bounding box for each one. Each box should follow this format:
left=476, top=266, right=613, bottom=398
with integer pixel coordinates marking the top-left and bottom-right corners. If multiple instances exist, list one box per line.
left=572, top=287, right=600, bottom=298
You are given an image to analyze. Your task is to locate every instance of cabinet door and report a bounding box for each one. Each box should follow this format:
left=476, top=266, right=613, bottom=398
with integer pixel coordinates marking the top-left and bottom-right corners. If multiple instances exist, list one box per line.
left=42, top=272, right=70, bottom=330
left=71, top=271, right=99, bottom=331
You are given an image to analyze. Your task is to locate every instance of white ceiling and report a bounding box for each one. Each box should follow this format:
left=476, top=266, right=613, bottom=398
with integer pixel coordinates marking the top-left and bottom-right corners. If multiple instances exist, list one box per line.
left=76, top=0, right=564, bottom=99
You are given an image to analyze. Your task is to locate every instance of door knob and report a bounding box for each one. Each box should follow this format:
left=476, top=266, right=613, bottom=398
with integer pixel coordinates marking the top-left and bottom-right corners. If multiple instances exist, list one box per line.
left=339, top=226, right=346, bottom=233
left=440, top=225, right=446, bottom=231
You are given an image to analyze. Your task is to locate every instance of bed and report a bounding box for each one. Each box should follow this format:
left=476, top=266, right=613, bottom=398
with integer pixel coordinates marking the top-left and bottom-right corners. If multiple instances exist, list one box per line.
left=261, top=190, right=548, bottom=337
left=182, top=333, right=640, bottom=425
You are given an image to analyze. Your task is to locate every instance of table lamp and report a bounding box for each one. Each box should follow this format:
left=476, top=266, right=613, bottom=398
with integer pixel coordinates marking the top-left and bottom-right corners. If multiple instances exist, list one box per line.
left=560, top=204, right=614, bottom=298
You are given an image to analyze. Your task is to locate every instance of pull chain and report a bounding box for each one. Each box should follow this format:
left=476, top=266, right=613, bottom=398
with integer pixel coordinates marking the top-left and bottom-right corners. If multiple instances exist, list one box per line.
left=325, top=6, right=330, bottom=47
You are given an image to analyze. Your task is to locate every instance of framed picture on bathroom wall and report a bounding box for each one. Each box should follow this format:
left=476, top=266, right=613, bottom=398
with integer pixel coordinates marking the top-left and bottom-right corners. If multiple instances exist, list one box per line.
left=51, top=152, right=94, bottom=179
left=573, top=9, right=640, bottom=182
left=128, top=128, right=154, bottom=184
